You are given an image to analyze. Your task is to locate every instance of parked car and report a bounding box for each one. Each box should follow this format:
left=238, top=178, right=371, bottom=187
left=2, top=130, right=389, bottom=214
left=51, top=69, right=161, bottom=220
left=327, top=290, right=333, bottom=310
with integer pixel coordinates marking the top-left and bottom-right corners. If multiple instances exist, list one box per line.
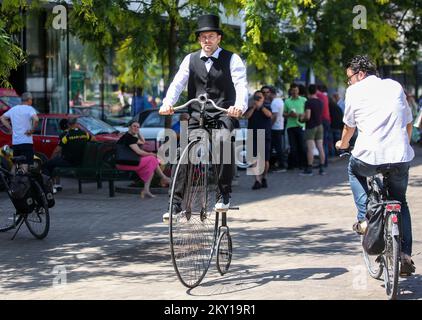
left=70, top=105, right=132, bottom=133
left=134, top=109, right=252, bottom=169
left=0, top=88, right=21, bottom=116
left=0, top=114, right=123, bottom=161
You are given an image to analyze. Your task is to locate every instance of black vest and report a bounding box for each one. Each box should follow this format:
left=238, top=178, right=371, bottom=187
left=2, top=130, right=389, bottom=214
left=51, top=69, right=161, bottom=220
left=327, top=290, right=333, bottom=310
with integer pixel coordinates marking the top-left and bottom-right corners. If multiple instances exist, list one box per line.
left=188, top=49, right=236, bottom=114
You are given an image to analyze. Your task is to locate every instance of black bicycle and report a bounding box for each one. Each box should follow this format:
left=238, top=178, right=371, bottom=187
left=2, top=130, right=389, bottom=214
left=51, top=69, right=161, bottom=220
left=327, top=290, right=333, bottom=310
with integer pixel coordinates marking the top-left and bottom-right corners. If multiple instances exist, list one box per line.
left=340, top=150, right=402, bottom=300
left=0, top=156, right=50, bottom=240
left=164, top=94, right=238, bottom=288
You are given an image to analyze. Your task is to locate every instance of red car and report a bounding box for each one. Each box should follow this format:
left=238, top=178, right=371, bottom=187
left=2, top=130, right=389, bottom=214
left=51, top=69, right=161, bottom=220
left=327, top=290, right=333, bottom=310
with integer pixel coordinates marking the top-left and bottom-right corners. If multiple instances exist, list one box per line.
left=0, top=114, right=122, bottom=161
left=0, top=88, right=21, bottom=117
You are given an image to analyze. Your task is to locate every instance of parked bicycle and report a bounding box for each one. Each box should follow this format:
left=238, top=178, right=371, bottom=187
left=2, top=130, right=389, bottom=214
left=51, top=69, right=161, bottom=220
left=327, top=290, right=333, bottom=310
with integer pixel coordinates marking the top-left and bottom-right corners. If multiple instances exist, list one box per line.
left=163, top=94, right=238, bottom=288
left=0, top=155, right=51, bottom=240
left=339, top=149, right=403, bottom=300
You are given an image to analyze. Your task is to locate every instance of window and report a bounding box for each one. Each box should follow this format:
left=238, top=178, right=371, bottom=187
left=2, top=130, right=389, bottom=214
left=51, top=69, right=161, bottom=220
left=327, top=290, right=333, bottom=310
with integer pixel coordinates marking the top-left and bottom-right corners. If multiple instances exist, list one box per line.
left=142, top=112, right=165, bottom=128
left=33, top=119, right=43, bottom=135
left=45, top=119, right=61, bottom=136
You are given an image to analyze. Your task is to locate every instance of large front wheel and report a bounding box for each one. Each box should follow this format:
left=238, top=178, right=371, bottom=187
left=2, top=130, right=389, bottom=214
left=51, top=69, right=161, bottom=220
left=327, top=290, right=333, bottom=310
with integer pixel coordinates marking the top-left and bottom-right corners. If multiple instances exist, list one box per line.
left=169, top=140, right=219, bottom=288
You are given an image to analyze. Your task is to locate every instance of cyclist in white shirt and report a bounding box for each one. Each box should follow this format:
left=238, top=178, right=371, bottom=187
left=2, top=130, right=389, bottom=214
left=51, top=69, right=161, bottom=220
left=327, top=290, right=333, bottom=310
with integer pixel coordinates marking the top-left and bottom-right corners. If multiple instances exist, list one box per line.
left=336, top=55, right=415, bottom=276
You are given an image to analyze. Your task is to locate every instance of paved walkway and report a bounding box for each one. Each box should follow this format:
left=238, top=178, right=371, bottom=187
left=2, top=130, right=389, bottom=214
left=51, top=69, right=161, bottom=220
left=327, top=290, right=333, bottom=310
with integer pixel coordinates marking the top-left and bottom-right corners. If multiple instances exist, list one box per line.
left=0, top=147, right=421, bottom=300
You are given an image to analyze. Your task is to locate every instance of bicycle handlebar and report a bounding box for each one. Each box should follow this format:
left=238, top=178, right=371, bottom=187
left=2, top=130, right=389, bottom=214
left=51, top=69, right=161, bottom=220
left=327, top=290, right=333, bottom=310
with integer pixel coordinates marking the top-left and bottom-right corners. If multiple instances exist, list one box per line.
left=173, top=94, right=228, bottom=113
left=338, top=148, right=352, bottom=158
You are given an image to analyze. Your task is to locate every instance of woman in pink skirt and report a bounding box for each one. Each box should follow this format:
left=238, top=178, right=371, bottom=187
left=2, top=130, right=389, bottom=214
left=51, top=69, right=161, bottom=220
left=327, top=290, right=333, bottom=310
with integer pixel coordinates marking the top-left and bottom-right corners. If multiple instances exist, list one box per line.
left=116, top=121, right=171, bottom=198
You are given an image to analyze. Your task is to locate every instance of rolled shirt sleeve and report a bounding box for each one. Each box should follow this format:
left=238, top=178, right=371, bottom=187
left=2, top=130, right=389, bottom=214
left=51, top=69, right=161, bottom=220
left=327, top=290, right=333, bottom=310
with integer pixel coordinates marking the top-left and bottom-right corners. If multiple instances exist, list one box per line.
left=162, top=54, right=191, bottom=107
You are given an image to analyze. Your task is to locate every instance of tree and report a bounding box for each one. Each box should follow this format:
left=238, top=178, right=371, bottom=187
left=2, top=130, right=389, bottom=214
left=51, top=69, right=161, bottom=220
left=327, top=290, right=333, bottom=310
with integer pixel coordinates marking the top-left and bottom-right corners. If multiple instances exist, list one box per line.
left=300, top=0, right=422, bottom=85
left=0, top=25, right=24, bottom=87
left=0, top=0, right=39, bottom=87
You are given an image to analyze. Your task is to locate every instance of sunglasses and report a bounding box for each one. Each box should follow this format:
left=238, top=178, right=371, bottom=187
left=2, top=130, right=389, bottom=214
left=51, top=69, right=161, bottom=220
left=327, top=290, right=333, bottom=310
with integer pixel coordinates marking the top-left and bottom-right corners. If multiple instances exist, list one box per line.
left=346, top=71, right=359, bottom=85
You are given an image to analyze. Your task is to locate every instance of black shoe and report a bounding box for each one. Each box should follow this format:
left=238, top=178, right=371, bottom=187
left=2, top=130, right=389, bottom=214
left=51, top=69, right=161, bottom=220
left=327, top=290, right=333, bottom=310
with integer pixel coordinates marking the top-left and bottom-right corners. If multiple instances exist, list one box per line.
left=300, top=167, right=313, bottom=176
left=319, top=166, right=326, bottom=175
left=261, top=178, right=268, bottom=188
left=400, top=254, right=416, bottom=276
left=252, top=181, right=262, bottom=190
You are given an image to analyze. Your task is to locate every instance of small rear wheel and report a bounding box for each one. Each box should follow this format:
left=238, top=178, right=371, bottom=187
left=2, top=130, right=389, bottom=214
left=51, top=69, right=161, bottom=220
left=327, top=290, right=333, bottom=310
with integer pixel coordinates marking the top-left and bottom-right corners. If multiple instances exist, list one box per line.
left=25, top=180, right=50, bottom=239
left=216, top=230, right=232, bottom=276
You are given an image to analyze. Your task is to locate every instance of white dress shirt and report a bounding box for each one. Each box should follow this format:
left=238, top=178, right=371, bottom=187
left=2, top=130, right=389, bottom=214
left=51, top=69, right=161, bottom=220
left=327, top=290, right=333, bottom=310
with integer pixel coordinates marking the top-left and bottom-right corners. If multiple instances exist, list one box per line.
left=163, top=47, right=249, bottom=113
left=344, top=75, right=414, bottom=165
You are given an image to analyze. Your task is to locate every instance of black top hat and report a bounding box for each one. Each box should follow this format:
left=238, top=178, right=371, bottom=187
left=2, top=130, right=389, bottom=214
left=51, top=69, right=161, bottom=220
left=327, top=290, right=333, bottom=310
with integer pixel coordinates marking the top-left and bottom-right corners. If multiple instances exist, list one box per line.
left=195, top=14, right=223, bottom=37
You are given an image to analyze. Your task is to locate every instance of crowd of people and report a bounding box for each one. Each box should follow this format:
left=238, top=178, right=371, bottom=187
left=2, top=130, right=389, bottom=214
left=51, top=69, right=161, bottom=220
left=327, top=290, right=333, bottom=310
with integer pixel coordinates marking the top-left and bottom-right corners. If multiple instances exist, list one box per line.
left=243, top=81, right=346, bottom=189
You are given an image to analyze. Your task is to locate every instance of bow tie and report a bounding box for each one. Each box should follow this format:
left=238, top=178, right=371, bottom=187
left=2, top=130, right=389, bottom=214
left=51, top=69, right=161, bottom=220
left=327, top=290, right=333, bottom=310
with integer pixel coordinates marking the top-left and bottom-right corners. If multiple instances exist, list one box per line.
left=200, top=56, right=218, bottom=62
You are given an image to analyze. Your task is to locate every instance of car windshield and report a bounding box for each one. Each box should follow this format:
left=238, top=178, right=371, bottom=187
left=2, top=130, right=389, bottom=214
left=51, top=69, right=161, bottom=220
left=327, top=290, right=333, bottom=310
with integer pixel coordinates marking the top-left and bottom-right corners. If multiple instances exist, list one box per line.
left=0, top=96, right=21, bottom=107
left=77, top=116, right=119, bottom=135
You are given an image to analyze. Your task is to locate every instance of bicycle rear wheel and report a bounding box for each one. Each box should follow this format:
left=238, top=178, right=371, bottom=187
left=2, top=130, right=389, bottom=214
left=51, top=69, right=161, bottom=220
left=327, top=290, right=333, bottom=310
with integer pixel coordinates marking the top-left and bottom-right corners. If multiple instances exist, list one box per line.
left=169, top=139, right=219, bottom=288
left=383, top=213, right=400, bottom=300
left=361, top=236, right=383, bottom=279
left=25, top=180, right=50, bottom=239
left=216, top=230, right=232, bottom=276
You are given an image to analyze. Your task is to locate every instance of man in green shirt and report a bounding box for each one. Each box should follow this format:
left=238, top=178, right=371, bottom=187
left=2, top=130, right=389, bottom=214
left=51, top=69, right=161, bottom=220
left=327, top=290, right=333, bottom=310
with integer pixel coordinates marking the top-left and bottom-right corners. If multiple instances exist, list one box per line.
left=283, top=83, right=307, bottom=169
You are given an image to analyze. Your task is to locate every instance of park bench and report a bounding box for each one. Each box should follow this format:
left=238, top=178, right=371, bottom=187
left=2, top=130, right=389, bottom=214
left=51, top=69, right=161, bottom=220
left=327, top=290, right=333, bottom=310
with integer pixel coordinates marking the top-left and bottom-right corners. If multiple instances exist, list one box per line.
left=52, top=141, right=132, bottom=197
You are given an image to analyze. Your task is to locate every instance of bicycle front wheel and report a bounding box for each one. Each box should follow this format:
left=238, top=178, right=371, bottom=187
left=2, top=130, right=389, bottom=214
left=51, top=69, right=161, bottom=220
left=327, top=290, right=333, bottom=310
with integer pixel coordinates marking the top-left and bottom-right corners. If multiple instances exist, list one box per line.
left=0, top=174, right=22, bottom=232
left=383, top=213, right=400, bottom=300
left=169, top=140, right=219, bottom=288
left=25, top=180, right=50, bottom=239
left=361, top=236, right=383, bottom=279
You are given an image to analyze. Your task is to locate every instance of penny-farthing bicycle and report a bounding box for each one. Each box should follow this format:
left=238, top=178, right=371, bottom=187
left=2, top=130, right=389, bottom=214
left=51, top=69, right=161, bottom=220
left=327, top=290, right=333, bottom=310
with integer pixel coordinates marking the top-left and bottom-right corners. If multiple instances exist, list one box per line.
left=165, top=94, right=238, bottom=288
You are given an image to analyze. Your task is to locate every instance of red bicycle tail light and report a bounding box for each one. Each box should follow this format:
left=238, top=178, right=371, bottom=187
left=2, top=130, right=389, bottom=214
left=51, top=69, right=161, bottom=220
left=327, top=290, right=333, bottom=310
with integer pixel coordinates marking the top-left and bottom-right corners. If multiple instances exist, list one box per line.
left=386, top=204, right=401, bottom=212
left=391, top=215, right=398, bottom=224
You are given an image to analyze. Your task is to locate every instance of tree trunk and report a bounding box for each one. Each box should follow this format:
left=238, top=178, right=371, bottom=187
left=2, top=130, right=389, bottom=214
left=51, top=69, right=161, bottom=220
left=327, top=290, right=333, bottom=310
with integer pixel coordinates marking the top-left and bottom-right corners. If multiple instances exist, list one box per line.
left=166, top=14, right=178, bottom=90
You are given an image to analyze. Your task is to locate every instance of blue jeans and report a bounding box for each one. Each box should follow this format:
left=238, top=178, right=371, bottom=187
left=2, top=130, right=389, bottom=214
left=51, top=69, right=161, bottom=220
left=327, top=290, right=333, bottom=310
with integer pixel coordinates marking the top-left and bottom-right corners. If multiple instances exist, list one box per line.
left=348, top=156, right=412, bottom=255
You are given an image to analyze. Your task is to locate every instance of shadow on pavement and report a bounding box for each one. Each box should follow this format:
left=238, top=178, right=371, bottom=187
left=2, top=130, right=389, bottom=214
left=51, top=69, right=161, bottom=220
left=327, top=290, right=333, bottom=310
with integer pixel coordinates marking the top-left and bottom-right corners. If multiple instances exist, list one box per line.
left=187, top=267, right=349, bottom=297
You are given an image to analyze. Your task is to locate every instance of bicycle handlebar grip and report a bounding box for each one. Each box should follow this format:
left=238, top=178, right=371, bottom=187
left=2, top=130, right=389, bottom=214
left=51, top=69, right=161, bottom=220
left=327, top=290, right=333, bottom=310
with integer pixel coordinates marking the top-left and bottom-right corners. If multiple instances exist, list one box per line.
left=338, top=149, right=351, bottom=158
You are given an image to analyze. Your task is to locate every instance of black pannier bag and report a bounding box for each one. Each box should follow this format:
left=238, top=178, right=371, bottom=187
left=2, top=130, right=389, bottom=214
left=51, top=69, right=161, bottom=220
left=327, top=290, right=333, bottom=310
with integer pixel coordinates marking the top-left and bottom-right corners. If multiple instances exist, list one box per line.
left=362, top=199, right=385, bottom=255
left=33, top=173, right=55, bottom=208
left=8, top=174, right=35, bottom=214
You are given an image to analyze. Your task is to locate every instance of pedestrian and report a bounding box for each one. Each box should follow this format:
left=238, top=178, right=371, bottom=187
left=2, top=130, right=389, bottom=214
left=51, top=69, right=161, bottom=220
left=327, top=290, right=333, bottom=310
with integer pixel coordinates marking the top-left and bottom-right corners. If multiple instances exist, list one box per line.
left=159, top=14, right=248, bottom=216
left=0, top=92, right=39, bottom=172
left=316, top=84, right=331, bottom=167
left=283, top=83, right=307, bottom=170
left=244, top=90, right=272, bottom=189
left=299, top=84, right=325, bottom=176
left=41, top=118, right=70, bottom=192
left=268, top=85, right=287, bottom=172
left=42, top=117, right=94, bottom=190
left=329, top=96, right=344, bottom=156
left=115, top=120, right=171, bottom=198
